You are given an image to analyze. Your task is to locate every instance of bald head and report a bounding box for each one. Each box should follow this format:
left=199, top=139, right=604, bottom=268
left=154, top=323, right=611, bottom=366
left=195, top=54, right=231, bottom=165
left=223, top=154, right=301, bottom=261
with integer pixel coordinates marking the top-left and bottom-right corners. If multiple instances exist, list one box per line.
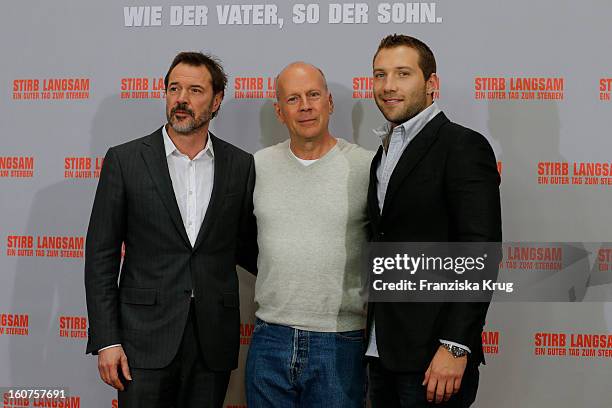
left=275, top=62, right=328, bottom=101
left=273, top=61, right=334, bottom=143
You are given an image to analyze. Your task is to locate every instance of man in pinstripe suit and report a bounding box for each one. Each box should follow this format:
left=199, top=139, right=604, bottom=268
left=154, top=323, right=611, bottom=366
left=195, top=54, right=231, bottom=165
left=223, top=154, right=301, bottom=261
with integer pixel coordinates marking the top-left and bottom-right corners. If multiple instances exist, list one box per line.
left=85, top=52, right=257, bottom=407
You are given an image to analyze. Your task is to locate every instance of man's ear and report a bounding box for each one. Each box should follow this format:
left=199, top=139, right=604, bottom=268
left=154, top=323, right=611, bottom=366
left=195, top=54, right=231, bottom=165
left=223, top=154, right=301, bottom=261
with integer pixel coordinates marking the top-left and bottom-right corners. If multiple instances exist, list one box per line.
left=212, top=91, right=223, bottom=114
left=274, top=102, right=285, bottom=124
left=426, top=73, right=439, bottom=96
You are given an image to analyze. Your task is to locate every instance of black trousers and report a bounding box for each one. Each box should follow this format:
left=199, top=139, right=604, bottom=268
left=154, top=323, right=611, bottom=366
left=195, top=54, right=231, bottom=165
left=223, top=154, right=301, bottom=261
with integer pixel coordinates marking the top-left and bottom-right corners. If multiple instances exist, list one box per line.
left=368, top=358, right=479, bottom=408
left=118, top=301, right=231, bottom=408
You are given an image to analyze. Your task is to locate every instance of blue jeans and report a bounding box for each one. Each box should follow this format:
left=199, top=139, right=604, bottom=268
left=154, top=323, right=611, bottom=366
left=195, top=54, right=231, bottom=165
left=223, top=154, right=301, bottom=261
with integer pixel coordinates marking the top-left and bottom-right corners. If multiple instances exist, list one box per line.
left=245, top=318, right=366, bottom=407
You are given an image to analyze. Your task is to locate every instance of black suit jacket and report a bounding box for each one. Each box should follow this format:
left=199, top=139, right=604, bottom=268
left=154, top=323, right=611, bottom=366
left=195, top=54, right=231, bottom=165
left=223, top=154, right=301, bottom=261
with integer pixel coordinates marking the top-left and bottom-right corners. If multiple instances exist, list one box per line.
left=84, top=127, right=256, bottom=370
left=367, top=112, right=502, bottom=372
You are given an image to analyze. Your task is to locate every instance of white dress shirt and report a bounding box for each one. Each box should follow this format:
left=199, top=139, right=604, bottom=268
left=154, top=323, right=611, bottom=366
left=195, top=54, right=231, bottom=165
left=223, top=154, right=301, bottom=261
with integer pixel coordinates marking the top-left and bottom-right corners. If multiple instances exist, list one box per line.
left=365, top=103, right=471, bottom=358
left=162, top=125, right=215, bottom=247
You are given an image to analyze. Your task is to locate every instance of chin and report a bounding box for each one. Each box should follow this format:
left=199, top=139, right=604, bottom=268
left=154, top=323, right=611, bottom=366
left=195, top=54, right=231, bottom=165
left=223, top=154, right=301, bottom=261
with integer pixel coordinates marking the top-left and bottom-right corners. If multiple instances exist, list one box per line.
left=380, top=112, right=399, bottom=124
left=296, top=132, right=320, bottom=140
left=171, top=123, right=196, bottom=134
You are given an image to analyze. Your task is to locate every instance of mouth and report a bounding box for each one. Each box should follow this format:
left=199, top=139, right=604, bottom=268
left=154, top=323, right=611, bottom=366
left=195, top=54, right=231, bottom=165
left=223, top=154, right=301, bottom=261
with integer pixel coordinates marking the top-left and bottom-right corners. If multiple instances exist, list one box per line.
left=298, top=118, right=317, bottom=125
left=173, top=110, right=192, bottom=119
left=382, top=98, right=403, bottom=106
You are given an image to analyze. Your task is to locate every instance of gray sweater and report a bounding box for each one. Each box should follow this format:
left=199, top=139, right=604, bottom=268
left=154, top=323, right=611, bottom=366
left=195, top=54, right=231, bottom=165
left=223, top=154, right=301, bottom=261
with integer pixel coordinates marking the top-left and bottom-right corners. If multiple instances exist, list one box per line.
left=253, top=139, right=374, bottom=332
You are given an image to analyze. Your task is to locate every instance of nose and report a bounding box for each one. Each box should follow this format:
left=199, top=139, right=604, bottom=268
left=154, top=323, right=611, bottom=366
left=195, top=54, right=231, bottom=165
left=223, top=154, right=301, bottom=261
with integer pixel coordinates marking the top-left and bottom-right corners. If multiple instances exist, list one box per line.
left=176, top=88, right=189, bottom=103
left=299, top=95, right=312, bottom=111
left=383, top=75, right=397, bottom=93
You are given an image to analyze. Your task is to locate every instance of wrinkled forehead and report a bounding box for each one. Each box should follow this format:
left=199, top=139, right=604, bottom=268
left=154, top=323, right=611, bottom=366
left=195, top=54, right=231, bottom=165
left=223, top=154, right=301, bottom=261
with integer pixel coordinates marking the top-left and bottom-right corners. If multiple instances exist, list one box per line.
left=276, top=63, right=328, bottom=96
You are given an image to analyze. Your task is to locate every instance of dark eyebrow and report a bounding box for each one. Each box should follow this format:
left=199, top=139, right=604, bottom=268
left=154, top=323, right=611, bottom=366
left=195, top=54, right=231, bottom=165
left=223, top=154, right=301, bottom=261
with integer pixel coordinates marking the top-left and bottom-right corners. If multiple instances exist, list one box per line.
left=374, top=66, right=415, bottom=71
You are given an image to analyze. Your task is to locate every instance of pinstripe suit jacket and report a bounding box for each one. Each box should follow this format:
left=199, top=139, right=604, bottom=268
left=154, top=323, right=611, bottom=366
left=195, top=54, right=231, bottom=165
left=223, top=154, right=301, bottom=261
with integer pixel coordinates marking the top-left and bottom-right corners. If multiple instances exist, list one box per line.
left=84, top=127, right=256, bottom=370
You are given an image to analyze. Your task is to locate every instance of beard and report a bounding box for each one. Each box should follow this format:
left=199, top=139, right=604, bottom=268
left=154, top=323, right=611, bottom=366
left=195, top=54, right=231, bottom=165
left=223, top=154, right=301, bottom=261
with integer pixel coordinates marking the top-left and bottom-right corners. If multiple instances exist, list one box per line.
left=375, top=84, right=428, bottom=125
left=166, top=101, right=213, bottom=135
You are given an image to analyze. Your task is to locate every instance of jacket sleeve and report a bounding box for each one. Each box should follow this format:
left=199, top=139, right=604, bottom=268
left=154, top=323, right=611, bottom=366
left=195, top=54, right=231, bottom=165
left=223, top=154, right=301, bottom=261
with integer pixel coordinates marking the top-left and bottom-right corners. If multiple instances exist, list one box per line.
left=438, top=129, right=502, bottom=347
left=84, top=147, right=126, bottom=354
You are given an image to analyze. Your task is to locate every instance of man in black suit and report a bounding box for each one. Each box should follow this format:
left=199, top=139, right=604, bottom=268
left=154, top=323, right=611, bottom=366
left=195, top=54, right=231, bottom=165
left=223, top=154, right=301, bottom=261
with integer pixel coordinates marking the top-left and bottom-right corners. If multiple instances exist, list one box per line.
left=366, top=35, right=502, bottom=407
left=85, top=52, right=256, bottom=407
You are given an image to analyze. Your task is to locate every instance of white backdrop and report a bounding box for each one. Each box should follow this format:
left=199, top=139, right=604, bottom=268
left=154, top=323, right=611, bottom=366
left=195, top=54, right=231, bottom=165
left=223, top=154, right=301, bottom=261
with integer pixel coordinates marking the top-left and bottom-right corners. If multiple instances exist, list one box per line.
left=1, top=1, right=612, bottom=407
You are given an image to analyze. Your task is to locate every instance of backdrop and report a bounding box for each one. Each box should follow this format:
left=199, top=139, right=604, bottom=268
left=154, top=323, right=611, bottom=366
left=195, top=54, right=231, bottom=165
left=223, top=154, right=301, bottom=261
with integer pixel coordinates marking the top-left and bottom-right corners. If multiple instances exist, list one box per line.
left=1, top=1, right=612, bottom=407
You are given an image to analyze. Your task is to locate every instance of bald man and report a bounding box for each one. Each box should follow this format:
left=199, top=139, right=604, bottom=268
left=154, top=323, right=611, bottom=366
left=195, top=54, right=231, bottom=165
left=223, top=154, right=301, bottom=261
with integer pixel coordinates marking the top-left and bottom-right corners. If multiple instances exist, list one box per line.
left=245, top=62, right=374, bottom=407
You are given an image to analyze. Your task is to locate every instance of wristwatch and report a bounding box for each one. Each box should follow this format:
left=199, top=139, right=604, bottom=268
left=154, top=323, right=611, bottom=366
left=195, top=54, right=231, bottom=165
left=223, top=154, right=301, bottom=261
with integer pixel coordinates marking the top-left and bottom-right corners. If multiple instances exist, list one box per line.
left=441, top=343, right=468, bottom=358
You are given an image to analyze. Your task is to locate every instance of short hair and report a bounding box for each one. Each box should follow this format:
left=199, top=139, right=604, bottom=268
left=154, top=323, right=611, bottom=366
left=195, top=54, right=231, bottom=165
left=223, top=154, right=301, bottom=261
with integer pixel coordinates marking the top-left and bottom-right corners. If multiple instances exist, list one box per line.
left=373, top=34, right=437, bottom=80
left=164, top=52, right=227, bottom=117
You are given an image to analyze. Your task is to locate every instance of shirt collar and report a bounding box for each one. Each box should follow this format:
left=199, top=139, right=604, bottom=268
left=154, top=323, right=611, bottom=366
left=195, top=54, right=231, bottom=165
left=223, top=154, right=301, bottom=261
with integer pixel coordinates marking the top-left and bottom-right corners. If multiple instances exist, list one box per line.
left=162, top=125, right=214, bottom=159
left=373, top=102, right=442, bottom=143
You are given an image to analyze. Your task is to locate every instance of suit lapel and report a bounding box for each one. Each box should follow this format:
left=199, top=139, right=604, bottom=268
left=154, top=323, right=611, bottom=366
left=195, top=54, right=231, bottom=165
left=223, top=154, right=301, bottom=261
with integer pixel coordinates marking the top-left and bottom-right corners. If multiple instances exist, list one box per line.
left=141, top=128, right=191, bottom=248
left=368, top=146, right=383, bottom=225
left=193, top=133, right=231, bottom=252
left=382, top=112, right=449, bottom=214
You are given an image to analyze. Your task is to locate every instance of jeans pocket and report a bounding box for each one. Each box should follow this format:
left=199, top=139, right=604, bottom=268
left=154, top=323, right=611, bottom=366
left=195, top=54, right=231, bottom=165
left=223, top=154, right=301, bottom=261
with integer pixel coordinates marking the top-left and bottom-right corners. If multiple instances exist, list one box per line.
left=335, top=329, right=365, bottom=342
left=253, top=318, right=268, bottom=334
